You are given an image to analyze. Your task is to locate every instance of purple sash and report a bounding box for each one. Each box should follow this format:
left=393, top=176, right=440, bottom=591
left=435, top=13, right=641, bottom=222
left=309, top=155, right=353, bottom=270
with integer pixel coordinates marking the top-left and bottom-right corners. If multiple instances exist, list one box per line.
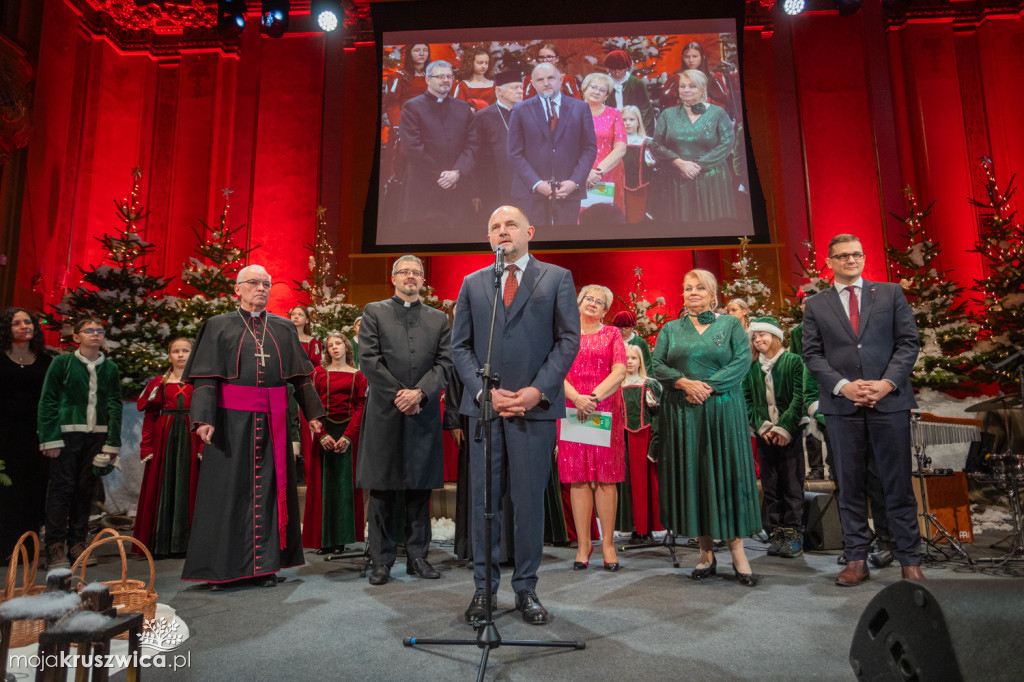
left=218, top=384, right=289, bottom=549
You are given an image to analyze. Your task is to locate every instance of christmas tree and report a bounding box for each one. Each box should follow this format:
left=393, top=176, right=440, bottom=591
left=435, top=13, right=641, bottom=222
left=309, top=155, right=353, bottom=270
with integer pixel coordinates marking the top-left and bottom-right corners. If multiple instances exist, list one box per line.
left=885, top=187, right=975, bottom=389
left=616, top=266, right=668, bottom=345
left=170, top=188, right=256, bottom=338
left=181, top=188, right=257, bottom=298
left=969, top=158, right=1024, bottom=390
left=721, top=236, right=773, bottom=317
left=53, top=167, right=174, bottom=398
left=295, top=207, right=359, bottom=339
left=779, top=240, right=832, bottom=329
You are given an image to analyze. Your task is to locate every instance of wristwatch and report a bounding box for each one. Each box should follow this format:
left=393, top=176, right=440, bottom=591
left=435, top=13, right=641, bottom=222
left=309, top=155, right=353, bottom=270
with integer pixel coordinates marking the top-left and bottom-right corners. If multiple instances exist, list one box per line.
left=537, top=392, right=552, bottom=411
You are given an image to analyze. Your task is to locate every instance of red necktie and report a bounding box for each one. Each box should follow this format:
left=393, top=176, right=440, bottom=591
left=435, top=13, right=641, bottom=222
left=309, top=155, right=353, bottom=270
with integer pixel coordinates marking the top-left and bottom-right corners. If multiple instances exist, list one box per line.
left=548, top=100, right=558, bottom=131
left=503, top=264, right=519, bottom=307
left=846, top=285, right=860, bottom=336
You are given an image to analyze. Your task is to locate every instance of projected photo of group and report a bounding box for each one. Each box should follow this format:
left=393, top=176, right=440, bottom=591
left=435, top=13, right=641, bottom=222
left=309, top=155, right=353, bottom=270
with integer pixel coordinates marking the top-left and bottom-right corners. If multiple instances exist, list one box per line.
left=373, top=19, right=757, bottom=251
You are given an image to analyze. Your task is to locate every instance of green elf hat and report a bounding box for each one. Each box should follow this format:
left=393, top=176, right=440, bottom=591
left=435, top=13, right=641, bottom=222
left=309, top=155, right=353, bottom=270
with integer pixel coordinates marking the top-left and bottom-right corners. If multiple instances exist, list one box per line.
left=748, top=316, right=784, bottom=341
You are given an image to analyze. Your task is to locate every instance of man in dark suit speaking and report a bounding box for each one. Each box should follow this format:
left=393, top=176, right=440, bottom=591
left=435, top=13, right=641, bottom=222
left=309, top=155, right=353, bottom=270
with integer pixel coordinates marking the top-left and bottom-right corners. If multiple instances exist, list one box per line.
left=507, top=62, right=597, bottom=226
left=801, top=233, right=924, bottom=586
left=452, top=205, right=581, bottom=625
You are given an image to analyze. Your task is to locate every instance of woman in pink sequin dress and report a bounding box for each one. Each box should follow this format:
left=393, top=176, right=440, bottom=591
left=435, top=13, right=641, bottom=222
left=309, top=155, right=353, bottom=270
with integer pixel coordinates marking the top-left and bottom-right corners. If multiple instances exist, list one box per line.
left=559, top=284, right=627, bottom=571
left=582, top=72, right=627, bottom=217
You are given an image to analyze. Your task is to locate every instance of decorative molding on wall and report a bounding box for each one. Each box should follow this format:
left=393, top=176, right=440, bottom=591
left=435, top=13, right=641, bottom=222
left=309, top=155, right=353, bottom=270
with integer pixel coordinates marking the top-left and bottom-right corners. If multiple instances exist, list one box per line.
left=67, top=0, right=239, bottom=56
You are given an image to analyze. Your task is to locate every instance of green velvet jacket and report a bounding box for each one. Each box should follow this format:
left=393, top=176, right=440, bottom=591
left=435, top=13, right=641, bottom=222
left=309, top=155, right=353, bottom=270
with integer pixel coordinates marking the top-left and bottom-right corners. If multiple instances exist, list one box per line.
left=741, top=350, right=805, bottom=441
left=37, top=351, right=122, bottom=453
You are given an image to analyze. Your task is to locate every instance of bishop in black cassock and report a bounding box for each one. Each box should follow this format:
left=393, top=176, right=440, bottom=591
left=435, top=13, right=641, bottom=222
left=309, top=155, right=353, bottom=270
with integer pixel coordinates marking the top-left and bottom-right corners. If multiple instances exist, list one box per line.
left=182, top=265, right=325, bottom=586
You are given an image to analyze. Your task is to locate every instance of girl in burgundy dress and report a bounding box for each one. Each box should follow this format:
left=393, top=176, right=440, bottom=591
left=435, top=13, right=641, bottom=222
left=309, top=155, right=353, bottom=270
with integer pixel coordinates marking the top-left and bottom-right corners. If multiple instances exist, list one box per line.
left=134, top=337, right=201, bottom=556
left=303, top=333, right=367, bottom=554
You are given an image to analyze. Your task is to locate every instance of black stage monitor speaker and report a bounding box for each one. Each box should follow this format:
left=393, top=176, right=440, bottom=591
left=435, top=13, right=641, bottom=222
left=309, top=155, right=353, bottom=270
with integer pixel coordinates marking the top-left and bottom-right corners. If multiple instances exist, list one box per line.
left=850, top=579, right=1024, bottom=681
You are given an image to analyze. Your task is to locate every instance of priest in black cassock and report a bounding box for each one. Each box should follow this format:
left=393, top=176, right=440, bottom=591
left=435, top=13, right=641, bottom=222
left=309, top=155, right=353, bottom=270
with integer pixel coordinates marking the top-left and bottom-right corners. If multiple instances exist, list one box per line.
left=356, top=255, right=453, bottom=585
left=399, top=59, right=476, bottom=228
left=182, top=264, right=326, bottom=588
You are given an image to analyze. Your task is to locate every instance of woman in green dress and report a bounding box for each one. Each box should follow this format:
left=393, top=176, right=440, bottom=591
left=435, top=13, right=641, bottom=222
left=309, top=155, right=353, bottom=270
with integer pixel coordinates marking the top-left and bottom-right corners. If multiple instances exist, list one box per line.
left=652, top=269, right=761, bottom=586
left=651, top=69, right=736, bottom=223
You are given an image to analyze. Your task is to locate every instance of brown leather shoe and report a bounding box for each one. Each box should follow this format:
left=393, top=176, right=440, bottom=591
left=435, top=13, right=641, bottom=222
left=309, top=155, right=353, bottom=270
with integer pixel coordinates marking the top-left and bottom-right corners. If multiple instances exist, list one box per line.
left=835, top=559, right=870, bottom=587
left=901, top=565, right=925, bottom=580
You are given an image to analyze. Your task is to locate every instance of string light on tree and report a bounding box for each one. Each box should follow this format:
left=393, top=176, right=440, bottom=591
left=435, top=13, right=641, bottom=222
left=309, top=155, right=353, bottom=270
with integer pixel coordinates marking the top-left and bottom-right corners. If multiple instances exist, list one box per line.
left=722, top=235, right=773, bottom=318
left=50, top=167, right=174, bottom=398
left=885, top=186, right=974, bottom=389
left=294, top=206, right=359, bottom=340
left=969, top=157, right=1024, bottom=390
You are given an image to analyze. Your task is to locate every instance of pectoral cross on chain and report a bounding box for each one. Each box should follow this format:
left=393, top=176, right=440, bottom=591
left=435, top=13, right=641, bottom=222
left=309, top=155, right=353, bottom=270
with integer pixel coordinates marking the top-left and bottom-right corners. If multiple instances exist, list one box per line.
left=254, top=349, right=269, bottom=366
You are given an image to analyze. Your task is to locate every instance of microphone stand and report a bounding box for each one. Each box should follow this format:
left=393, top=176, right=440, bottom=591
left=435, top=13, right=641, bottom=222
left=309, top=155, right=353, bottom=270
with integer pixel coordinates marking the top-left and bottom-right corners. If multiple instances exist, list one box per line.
left=404, top=250, right=585, bottom=681
left=548, top=177, right=560, bottom=227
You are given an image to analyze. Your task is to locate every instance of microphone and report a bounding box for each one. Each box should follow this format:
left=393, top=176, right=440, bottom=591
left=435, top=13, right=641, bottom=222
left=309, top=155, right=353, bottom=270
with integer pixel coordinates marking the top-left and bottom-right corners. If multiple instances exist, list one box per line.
left=494, top=245, right=506, bottom=278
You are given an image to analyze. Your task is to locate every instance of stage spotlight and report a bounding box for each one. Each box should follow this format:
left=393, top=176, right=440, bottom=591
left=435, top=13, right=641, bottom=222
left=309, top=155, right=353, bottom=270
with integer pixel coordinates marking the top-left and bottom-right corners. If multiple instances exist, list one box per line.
left=835, top=0, right=863, bottom=15
left=261, top=0, right=290, bottom=39
left=782, top=0, right=806, bottom=15
left=313, top=1, right=344, bottom=32
left=216, top=0, right=246, bottom=35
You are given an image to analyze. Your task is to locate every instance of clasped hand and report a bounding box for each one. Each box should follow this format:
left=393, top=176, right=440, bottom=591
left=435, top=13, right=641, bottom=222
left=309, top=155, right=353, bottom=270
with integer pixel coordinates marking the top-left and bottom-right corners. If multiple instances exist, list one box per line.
left=437, top=170, right=460, bottom=190
left=536, top=180, right=577, bottom=199
left=491, top=386, right=542, bottom=418
left=675, top=377, right=712, bottom=405
left=573, top=393, right=598, bottom=419
left=840, top=380, right=893, bottom=409
left=673, top=159, right=701, bottom=180
left=394, top=388, right=422, bottom=415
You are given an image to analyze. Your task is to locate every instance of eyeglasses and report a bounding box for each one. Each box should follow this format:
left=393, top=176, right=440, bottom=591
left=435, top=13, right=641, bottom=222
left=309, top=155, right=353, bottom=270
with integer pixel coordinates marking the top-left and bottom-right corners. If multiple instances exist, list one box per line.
left=829, top=252, right=865, bottom=262
left=428, top=74, right=453, bottom=81
left=395, top=269, right=424, bottom=278
left=588, top=86, right=609, bottom=94
left=78, top=329, right=106, bottom=336
left=537, top=55, right=557, bottom=62
left=581, top=295, right=607, bottom=308
left=239, top=279, right=273, bottom=289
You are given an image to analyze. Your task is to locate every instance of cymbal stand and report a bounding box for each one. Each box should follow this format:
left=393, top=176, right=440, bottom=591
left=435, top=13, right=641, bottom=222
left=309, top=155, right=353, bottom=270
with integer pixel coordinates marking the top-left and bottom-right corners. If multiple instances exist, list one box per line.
left=911, top=416, right=972, bottom=564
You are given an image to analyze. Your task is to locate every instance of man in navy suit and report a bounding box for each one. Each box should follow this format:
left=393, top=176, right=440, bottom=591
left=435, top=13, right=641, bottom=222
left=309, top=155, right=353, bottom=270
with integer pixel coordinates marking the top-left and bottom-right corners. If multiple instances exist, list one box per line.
left=507, top=62, right=597, bottom=226
left=452, top=205, right=581, bottom=625
left=802, top=233, right=924, bottom=586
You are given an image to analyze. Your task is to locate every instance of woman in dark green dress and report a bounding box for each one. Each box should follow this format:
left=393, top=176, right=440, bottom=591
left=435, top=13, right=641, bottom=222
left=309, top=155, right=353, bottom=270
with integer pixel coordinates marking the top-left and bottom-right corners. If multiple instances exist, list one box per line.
left=652, top=269, right=761, bottom=586
left=651, top=69, right=736, bottom=223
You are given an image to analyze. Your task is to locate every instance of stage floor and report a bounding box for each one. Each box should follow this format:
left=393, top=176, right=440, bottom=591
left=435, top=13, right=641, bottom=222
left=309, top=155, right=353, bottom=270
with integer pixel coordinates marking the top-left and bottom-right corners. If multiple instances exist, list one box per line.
left=17, top=528, right=1019, bottom=681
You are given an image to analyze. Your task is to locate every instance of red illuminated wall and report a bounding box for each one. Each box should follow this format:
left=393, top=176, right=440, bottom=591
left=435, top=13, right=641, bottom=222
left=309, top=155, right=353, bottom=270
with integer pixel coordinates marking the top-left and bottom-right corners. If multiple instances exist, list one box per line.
left=9, top=2, right=1024, bottom=320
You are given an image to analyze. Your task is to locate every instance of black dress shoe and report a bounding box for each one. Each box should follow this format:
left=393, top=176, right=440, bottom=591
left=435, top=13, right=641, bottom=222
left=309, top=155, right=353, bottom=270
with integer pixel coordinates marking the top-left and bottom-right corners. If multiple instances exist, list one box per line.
left=256, top=574, right=280, bottom=587
left=515, top=589, right=550, bottom=625
left=407, top=557, right=440, bottom=579
left=628, top=531, right=643, bottom=546
left=868, top=548, right=894, bottom=569
left=464, top=589, right=497, bottom=624
left=208, top=582, right=222, bottom=592
left=837, top=553, right=848, bottom=566
left=690, top=555, right=717, bottom=580
left=368, top=564, right=390, bottom=585
left=733, top=568, right=759, bottom=587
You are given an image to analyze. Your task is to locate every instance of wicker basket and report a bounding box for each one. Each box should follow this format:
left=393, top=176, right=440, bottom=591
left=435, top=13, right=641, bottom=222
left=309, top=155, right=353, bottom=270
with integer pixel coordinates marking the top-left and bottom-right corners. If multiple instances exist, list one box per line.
left=70, top=531, right=158, bottom=636
left=1, top=531, right=48, bottom=648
